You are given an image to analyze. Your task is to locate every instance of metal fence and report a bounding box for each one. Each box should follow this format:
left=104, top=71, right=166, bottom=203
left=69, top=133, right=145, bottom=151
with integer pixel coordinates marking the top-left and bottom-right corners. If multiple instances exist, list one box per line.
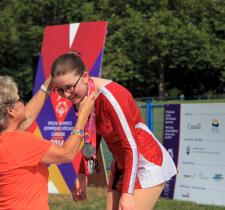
left=139, top=100, right=165, bottom=143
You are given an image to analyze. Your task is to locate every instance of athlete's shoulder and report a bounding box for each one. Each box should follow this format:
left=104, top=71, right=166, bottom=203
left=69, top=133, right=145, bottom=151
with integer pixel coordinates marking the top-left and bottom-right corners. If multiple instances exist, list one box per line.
left=100, top=81, right=132, bottom=97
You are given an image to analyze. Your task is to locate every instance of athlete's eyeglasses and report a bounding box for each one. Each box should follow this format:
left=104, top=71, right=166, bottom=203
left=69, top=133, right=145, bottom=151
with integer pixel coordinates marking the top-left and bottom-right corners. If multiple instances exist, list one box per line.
left=54, top=73, right=83, bottom=96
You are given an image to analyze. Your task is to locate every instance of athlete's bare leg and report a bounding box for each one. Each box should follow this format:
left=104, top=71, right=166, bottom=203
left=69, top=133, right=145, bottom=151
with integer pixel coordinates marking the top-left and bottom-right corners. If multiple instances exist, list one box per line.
left=106, top=183, right=165, bottom=210
left=106, top=189, right=121, bottom=210
left=134, top=182, right=165, bottom=210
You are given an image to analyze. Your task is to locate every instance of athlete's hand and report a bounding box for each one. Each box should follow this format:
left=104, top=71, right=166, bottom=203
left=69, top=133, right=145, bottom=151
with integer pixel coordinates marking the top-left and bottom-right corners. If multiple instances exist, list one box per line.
left=72, top=173, right=88, bottom=201
left=118, top=193, right=136, bottom=210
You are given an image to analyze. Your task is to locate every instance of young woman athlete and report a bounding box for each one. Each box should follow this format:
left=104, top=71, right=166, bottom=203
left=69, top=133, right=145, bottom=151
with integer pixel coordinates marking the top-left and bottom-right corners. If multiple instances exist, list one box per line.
left=51, top=52, right=177, bottom=210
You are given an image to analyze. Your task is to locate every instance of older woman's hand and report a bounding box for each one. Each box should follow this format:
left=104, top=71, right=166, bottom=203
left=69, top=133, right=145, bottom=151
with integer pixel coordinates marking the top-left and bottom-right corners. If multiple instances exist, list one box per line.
left=77, top=92, right=95, bottom=120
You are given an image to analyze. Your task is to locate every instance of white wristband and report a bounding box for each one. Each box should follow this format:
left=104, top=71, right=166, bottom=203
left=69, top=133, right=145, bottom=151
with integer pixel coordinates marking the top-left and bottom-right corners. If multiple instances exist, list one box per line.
left=40, top=84, right=51, bottom=95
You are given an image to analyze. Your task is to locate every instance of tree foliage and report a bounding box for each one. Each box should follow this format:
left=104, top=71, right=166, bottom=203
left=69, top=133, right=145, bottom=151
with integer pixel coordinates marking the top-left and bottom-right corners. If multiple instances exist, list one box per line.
left=0, top=0, right=225, bottom=98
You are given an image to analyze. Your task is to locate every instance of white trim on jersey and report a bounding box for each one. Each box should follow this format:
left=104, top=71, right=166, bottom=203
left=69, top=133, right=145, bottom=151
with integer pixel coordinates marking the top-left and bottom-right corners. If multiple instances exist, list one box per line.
left=100, top=86, right=138, bottom=194
left=135, top=122, right=177, bottom=187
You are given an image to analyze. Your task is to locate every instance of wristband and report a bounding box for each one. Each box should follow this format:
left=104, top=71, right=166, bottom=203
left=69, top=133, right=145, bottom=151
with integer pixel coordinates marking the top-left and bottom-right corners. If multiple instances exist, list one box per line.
left=40, top=84, right=51, bottom=95
left=71, top=129, right=85, bottom=140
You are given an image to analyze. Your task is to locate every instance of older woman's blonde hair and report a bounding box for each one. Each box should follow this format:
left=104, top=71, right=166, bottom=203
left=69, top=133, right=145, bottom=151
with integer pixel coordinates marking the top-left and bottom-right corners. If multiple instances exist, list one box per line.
left=0, top=76, right=18, bottom=131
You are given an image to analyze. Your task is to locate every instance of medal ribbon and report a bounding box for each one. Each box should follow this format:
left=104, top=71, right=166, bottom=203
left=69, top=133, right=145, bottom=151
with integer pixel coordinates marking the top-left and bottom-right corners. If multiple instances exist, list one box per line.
left=84, top=77, right=96, bottom=155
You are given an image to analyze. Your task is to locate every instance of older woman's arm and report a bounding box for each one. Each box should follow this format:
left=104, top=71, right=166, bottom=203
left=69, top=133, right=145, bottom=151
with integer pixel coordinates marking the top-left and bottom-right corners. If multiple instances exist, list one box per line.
left=19, top=77, right=53, bottom=130
left=40, top=93, right=95, bottom=164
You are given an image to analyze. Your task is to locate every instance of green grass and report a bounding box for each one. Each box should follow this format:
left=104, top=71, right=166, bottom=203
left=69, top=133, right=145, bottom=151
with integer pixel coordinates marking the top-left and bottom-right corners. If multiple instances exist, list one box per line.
left=49, top=187, right=225, bottom=210
left=155, top=198, right=225, bottom=210
left=49, top=187, right=106, bottom=210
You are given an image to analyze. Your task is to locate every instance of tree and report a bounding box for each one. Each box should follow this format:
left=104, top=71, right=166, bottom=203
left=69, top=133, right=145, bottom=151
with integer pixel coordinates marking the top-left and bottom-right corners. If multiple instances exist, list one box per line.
left=0, top=0, right=225, bottom=98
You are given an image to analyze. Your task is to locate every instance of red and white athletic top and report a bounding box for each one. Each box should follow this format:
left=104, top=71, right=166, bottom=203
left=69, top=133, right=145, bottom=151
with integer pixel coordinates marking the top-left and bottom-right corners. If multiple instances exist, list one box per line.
left=79, top=81, right=177, bottom=194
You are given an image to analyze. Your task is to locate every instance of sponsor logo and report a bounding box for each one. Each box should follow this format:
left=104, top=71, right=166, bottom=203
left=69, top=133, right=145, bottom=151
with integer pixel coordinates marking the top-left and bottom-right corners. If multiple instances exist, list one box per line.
left=198, top=172, right=209, bottom=180
left=183, top=174, right=195, bottom=179
left=56, top=101, right=68, bottom=118
left=212, top=173, right=223, bottom=182
left=180, top=184, right=191, bottom=189
left=192, top=186, right=206, bottom=190
left=211, top=119, right=219, bottom=132
left=182, top=161, right=194, bottom=165
left=187, top=123, right=201, bottom=129
left=181, top=192, right=190, bottom=198
left=186, top=146, right=191, bottom=155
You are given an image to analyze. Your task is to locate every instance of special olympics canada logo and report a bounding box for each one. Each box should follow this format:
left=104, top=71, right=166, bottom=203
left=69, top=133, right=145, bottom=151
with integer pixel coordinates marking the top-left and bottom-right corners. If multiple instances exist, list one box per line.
left=56, top=101, right=68, bottom=118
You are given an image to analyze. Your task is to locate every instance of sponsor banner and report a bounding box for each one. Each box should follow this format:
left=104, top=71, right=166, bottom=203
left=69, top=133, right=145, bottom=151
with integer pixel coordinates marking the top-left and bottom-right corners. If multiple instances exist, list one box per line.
left=170, top=103, right=225, bottom=206
left=31, top=21, right=107, bottom=194
left=161, top=104, right=180, bottom=198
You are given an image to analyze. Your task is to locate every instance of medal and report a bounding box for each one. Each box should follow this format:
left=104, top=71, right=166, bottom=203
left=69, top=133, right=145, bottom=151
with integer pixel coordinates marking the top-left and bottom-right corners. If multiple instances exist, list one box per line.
left=80, top=77, right=98, bottom=173
left=87, top=158, right=95, bottom=174
left=82, top=143, right=96, bottom=159
left=87, top=157, right=100, bottom=174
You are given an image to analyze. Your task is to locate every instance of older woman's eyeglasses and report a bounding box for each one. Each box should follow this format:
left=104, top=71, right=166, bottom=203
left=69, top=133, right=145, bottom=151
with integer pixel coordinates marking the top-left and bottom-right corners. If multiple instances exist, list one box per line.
left=17, top=97, right=25, bottom=104
left=0, top=96, right=25, bottom=106
left=54, top=73, right=83, bottom=96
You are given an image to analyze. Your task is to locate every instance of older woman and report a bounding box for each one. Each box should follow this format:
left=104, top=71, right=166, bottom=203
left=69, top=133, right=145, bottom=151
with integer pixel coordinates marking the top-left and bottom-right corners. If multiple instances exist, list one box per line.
left=0, top=75, right=95, bottom=210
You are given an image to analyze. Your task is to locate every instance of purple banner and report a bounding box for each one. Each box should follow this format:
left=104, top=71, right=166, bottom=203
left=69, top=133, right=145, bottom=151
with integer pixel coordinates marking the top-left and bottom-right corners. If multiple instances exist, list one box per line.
left=161, top=104, right=180, bottom=198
